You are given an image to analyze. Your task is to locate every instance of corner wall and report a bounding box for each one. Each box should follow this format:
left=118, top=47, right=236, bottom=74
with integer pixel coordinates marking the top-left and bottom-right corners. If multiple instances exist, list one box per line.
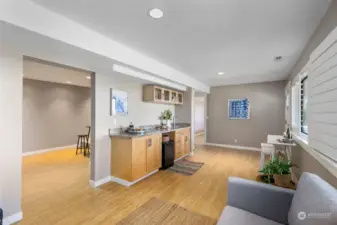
left=0, top=46, right=22, bottom=220
left=22, top=79, right=91, bottom=153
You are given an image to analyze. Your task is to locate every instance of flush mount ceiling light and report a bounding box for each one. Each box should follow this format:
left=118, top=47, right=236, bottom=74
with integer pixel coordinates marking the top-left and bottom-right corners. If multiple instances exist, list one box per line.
left=275, top=56, right=282, bottom=61
left=217, top=72, right=225, bottom=75
left=66, top=81, right=72, bottom=84
left=86, top=76, right=91, bottom=79
left=149, top=8, right=163, bottom=19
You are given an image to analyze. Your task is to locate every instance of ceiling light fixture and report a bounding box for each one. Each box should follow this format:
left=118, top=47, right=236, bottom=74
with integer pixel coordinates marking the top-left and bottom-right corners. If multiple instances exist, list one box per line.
left=66, top=81, right=72, bottom=84
left=86, top=76, right=91, bottom=79
left=275, top=56, right=282, bottom=61
left=149, top=8, right=163, bottom=19
left=217, top=72, right=225, bottom=75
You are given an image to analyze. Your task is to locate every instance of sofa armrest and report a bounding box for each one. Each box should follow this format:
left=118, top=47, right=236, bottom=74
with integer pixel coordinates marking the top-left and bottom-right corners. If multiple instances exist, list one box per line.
left=227, top=177, right=295, bottom=225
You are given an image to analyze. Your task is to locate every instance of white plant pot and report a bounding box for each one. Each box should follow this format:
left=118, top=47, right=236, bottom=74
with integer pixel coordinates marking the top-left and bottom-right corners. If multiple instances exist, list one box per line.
left=166, top=120, right=171, bottom=128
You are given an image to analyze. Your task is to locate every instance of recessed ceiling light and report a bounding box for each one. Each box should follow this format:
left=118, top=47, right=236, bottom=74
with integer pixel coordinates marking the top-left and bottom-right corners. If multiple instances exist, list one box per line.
left=275, top=56, right=282, bottom=61
left=66, top=81, right=72, bottom=84
left=149, top=8, right=163, bottom=19
left=86, top=76, right=91, bottom=79
left=217, top=72, right=225, bottom=75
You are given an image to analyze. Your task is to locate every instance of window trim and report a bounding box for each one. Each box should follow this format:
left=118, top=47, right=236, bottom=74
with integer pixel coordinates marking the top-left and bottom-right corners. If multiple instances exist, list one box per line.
left=300, top=75, right=308, bottom=139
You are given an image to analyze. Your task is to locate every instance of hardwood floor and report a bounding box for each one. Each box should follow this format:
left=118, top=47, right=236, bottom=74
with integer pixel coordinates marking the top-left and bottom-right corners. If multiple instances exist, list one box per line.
left=19, top=145, right=261, bottom=225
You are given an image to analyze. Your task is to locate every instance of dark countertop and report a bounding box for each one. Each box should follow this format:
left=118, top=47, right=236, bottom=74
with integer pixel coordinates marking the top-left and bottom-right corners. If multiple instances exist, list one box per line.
left=109, top=123, right=190, bottom=138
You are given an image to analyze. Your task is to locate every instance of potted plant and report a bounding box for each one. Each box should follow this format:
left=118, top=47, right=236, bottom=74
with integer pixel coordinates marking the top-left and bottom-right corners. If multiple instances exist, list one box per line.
left=162, top=109, right=173, bottom=127
left=259, top=158, right=294, bottom=187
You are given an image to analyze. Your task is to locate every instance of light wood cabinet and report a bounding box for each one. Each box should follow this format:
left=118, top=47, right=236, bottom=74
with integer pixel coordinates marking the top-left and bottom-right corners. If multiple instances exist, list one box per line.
left=131, top=137, right=147, bottom=181
left=143, top=85, right=183, bottom=105
left=174, top=128, right=190, bottom=160
left=111, top=127, right=191, bottom=184
left=184, top=128, right=191, bottom=155
left=111, top=134, right=162, bottom=182
left=146, top=134, right=162, bottom=173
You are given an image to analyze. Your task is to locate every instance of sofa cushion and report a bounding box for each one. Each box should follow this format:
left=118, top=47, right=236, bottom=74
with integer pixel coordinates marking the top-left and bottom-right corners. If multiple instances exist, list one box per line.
left=288, top=172, right=337, bottom=225
left=217, top=206, right=284, bottom=225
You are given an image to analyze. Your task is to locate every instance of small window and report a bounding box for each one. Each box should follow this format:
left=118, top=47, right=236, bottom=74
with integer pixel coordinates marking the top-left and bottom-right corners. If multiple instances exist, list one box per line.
left=300, top=76, right=308, bottom=135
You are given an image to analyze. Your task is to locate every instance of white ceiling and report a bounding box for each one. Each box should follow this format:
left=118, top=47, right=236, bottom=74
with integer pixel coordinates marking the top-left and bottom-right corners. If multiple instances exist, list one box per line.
left=23, top=57, right=93, bottom=87
left=22, top=57, right=151, bottom=87
left=32, top=0, right=330, bottom=86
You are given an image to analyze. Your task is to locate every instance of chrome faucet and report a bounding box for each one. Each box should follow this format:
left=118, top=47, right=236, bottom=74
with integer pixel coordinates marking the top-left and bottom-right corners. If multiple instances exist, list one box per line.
left=172, top=116, right=178, bottom=128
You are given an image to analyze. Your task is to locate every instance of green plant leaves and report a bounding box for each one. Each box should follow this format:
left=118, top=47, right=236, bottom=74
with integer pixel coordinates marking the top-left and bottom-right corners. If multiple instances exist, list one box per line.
left=259, top=158, right=293, bottom=175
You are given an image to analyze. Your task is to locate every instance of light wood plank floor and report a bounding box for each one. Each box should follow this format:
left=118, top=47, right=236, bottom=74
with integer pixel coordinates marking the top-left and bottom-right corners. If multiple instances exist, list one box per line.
left=19, top=145, right=260, bottom=225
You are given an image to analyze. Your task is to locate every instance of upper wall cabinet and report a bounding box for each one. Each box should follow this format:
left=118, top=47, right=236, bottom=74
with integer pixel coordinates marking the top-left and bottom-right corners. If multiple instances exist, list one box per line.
left=143, top=85, right=184, bottom=105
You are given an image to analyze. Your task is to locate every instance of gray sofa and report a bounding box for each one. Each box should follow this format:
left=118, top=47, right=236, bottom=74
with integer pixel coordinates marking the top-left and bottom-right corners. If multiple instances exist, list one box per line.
left=217, top=172, right=337, bottom=225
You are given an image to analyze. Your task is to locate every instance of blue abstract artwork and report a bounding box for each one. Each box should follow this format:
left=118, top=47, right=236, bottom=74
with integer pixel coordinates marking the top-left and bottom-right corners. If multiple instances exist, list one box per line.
left=228, top=98, right=250, bottom=119
left=111, top=89, right=128, bottom=115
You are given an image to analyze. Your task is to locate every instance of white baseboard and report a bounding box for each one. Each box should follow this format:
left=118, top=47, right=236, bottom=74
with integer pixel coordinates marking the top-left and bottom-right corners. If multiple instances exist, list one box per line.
left=195, top=132, right=204, bottom=136
left=110, top=169, right=159, bottom=187
left=89, top=176, right=111, bottom=188
left=22, top=144, right=77, bottom=156
left=174, top=153, right=189, bottom=162
left=3, top=211, right=23, bottom=225
left=205, top=143, right=261, bottom=152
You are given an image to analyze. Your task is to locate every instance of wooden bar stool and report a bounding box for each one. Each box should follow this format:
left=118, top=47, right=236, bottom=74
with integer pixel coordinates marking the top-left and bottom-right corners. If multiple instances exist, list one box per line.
left=76, top=126, right=91, bottom=156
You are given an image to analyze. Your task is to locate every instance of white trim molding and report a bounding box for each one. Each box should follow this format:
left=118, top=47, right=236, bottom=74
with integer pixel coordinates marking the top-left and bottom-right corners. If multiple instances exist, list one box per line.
left=110, top=169, right=159, bottom=187
left=205, top=143, right=261, bottom=152
left=294, top=135, right=337, bottom=179
left=22, top=144, right=77, bottom=156
left=3, top=211, right=23, bottom=225
left=89, top=176, right=111, bottom=188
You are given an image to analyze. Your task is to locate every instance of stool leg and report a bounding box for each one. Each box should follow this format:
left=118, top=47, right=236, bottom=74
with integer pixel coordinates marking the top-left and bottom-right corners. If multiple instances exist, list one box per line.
left=260, top=152, right=265, bottom=170
left=84, top=137, right=87, bottom=157
left=76, top=136, right=80, bottom=155
left=80, top=137, right=84, bottom=155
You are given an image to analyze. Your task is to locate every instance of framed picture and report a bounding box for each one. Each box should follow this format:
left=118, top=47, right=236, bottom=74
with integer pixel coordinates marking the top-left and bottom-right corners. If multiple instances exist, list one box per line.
left=228, top=98, right=250, bottom=120
left=110, top=89, right=128, bottom=116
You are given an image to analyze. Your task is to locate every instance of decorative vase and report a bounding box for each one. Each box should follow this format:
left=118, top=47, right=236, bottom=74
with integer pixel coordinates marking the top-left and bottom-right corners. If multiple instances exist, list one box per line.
left=166, top=120, right=171, bottom=128
left=274, top=174, right=291, bottom=187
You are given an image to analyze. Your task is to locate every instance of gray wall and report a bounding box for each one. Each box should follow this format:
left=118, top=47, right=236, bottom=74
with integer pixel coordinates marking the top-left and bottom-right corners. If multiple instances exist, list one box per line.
left=288, top=0, right=337, bottom=185
left=289, top=0, right=337, bottom=81
left=92, top=72, right=176, bottom=181
left=0, top=47, right=22, bottom=218
left=207, top=81, right=286, bottom=148
left=23, top=79, right=91, bottom=153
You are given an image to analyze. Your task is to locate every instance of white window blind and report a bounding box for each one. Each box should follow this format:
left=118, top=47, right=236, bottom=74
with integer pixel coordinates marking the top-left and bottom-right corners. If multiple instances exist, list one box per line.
left=307, top=27, right=337, bottom=162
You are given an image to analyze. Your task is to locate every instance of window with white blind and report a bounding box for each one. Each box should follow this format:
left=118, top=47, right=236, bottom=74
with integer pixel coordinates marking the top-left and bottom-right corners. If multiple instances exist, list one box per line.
left=292, top=26, right=337, bottom=163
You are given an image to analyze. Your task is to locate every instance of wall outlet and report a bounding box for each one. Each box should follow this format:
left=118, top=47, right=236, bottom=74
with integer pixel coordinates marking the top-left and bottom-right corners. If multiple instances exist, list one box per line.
left=234, top=139, right=238, bottom=143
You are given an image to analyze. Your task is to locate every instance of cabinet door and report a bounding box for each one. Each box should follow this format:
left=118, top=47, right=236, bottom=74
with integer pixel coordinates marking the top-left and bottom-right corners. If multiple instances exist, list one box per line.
left=184, top=128, right=191, bottom=155
left=132, top=137, right=147, bottom=181
left=146, top=135, right=162, bottom=173
left=153, top=134, right=162, bottom=169
left=175, top=133, right=185, bottom=159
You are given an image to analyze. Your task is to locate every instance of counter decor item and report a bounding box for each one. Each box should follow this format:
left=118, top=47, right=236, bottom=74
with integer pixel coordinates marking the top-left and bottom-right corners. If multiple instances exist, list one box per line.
left=125, top=123, right=145, bottom=135
left=259, top=158, right=295, bottom=188
left=162, top=109, right=173, bottom=128
left=110, top=89, right=128, bottom=116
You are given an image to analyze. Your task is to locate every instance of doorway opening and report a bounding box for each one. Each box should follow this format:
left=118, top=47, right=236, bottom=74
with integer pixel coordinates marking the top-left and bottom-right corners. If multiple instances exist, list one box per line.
left=194, top=93, right=206, bottom=147
left=21, top=56, right=94, bottom=211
